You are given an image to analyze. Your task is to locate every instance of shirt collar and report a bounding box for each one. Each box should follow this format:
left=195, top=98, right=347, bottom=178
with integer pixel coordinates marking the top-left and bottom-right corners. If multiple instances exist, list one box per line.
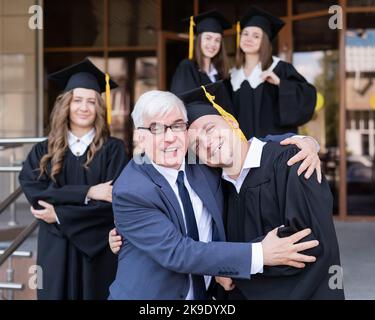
left=206, top=64, right=218, bottom=77
left=230, top=56, right=281, bottom=91
left=222, top=137, right=267, bottom=181
left=68, top=128, right=95, bottom=147
left=151, top=159, right=186, bottom=186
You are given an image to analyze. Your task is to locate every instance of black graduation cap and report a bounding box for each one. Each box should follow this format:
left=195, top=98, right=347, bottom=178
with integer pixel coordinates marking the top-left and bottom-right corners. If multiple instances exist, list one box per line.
left=185, top=10, right=232, bottom=35
left=179, top=81, right=247, bottom=141
left=179, top=81, right=222, bottom=124
left=239, top=6, right=285, bottom=41
left=48, top=58, right=118, bottom=93
left=48, top=58, right=118, bottom=124
left=184, top=10, right=231, bottom=59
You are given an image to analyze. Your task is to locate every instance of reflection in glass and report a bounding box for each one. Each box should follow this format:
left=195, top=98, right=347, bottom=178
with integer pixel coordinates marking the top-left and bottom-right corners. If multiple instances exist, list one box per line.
left=44, top=0, right=104, bottom=47
left=294, top=50, right=340, bottom=214
left=348, top=0, right=375, bottom=7
left=346, top=24, right=375, bottom=215
left=293, top=16, right=340, bottom=214
left=293, top=0, right=338, bottom=15
left=109, top=0, right=158, bottom=46
left=200, top=0, right=286, bottom=23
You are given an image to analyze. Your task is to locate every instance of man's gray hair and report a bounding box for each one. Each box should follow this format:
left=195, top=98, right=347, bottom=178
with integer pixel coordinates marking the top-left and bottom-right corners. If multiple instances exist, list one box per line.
left=131, top=90, right=187, bottom=128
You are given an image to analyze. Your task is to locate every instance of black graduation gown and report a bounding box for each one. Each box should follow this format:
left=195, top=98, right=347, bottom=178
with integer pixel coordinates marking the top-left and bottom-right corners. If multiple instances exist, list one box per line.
left=232, top=61, right=316, bottom=140
left=224, top=142, right=345, bottom=300
left=170, top=59, right=234, bottom=114
left=19, top=137, right=128, bottom=300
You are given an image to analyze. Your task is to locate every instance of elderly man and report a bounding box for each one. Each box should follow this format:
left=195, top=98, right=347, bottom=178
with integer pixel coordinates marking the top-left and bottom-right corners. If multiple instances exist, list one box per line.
left=109, top=89, right=320, bottom=300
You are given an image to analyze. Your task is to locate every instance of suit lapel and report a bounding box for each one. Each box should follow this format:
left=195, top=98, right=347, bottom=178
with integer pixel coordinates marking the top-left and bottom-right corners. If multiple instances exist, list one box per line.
left=140, top=157, right=186, bottom=235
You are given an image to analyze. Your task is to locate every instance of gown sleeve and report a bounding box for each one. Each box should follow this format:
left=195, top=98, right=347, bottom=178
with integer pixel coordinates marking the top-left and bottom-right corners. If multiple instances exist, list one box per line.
left=262, top=147, right=339, bottom=280
left=170, top=59, right=201, bottom=94
left=277, top=63, right=316, bottom=127
left=19, top=142, right=91, bottom=208
left=261, top=133, right=294, bottom=142
left=55, top=139, right=128, bottom=258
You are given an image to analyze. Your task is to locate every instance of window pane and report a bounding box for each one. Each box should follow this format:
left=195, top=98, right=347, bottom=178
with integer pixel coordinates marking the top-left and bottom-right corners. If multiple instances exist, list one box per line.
left=346, top=13, right=375, bottom=216
left=165, top=40, right=188, bottom=89
left=293, top=0, right=338, bottom=14
left=201, top=0, right=286, bottom=22
left=293, top=16, right=338, bottom=52
left=348, top=0, right=375, bottom=6
left=293, top=15, right=340, bottom=214
left=162, top=0, right=193, bottom=33
left=44, top=0, right=104, bottom=47
left=109, top=0, right=158, bottom=46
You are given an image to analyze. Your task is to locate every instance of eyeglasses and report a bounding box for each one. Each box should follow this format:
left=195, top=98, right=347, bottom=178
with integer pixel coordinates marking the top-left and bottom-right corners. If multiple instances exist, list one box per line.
left=137, top=122, right=188, bottom=135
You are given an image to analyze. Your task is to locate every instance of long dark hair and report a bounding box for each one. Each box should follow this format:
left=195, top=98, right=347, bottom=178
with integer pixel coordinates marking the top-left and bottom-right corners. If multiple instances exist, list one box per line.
left=235, top=29, right=273, bottom=70
left=194, top=33, right=229, bottom=79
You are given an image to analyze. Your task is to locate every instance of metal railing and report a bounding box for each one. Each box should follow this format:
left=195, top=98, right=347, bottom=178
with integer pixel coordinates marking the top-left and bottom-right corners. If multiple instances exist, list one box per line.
left=0, top=137, right=45, bottom=299
left=0, top=188, right=23, bottom=215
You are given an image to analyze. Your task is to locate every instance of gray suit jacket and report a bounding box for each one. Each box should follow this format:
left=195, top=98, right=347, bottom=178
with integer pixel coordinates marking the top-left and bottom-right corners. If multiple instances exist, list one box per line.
left=109, top=157, right=252, bottom=300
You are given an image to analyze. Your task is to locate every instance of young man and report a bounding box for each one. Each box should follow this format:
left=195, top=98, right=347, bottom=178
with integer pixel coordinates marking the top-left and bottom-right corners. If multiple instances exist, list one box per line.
left=108, top=89, right=320, bottom=300
left=181, top=82, right=345, bottom=299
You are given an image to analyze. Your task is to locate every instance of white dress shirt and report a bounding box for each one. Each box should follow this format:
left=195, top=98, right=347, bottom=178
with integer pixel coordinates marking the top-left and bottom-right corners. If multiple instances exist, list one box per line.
left=67, top=128, right=95, bottom=156
left=205, top=64, right=218, bottom=83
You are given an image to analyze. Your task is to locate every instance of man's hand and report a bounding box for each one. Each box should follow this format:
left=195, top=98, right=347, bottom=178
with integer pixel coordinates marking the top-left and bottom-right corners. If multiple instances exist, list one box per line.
left=87, top=180, right=113, bottom=203
left=215, top=277, right=235, bottom=291
left=281, top=136, right=322, bottom=183
left=109, top=228, right=122, bottom=254
left=261, top=227, right=318, bottom=268
left=31, top=200, right=57, bottom=224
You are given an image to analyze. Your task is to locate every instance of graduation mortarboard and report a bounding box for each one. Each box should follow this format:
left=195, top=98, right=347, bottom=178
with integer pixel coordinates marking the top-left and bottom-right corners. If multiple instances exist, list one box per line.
left=184, top=10, right=232, bottom=60
left=48, top=58, right=118, bottom=124
left=179, top=81, right=247, bottom=142
left=235, top=6, right=285, bottom=48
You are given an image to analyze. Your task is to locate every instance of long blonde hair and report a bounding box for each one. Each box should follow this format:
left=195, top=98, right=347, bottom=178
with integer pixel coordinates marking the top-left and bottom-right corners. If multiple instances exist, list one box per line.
left=39, top=90, right=110, bottom=182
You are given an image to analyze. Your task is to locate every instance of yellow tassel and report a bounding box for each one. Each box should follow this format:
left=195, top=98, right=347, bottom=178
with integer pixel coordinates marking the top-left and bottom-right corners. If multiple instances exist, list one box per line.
left=105, top=73, right=112, bottom=125
left=188, top=16, right=195, bottom=60
left=236, top=21, right=241, bottom=49
left=200, top=85, right=247, bottom=142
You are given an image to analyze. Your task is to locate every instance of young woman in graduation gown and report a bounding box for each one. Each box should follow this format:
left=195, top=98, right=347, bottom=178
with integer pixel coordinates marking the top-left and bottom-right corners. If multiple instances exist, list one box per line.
left=231, top=6, right=316, bottom=140
left=170, top=10, right=234, bottom=113
left=19, top=59, right=128, bottom=300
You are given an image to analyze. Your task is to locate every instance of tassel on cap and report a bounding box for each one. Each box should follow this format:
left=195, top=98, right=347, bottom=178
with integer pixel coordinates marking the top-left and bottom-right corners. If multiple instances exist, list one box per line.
left=105, top=73, right=112, bottom=125
left=236, top=21, right=241, bottom=49
left=200, top=85, right=247, bottom=142
left=189, top=16, right=196, bottom=60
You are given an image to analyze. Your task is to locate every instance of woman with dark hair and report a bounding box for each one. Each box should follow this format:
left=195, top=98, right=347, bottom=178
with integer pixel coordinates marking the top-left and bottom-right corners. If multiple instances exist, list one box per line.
left=170, top=10, right=231, bottom=97
left=19, top=59, right=128, bottom=300
left=231, top=6, right=316, bottom=140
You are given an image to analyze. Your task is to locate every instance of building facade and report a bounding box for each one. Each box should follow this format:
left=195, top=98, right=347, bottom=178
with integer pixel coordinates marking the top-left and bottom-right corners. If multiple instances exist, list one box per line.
left=1, top=0, right=375, bottom=219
